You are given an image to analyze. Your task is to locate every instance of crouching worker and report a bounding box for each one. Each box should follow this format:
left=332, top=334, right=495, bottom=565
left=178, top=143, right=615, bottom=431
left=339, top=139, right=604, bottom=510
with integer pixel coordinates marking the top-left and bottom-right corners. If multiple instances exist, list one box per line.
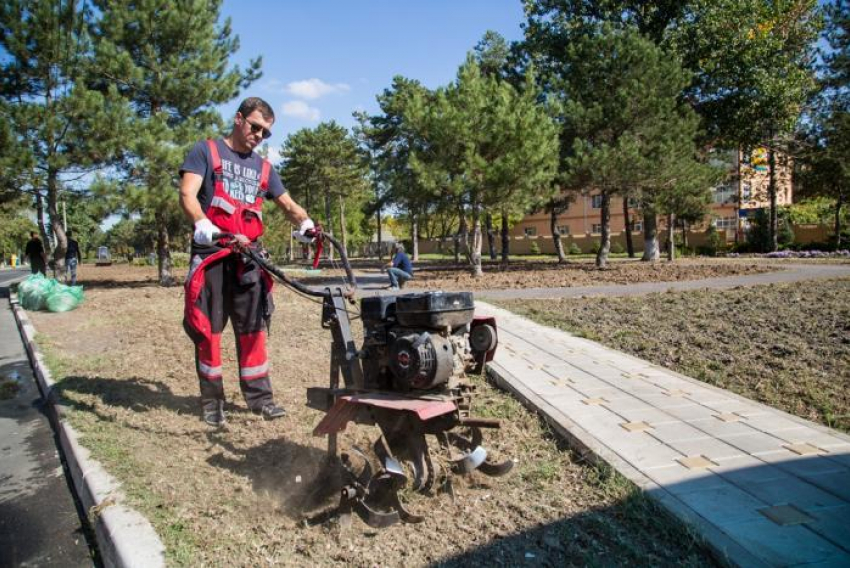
left=179, top=97, right=315, bottom=427
left=386, top=243, right=413, bottom=290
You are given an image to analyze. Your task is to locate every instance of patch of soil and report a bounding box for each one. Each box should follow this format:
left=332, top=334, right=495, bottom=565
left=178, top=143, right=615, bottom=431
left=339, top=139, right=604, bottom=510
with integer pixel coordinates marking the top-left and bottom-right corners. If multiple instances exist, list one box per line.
left=301, top=258, right=777, bottom=291
left=499, top=279, right=850, bottom=432
left=28, top=264, right=715, bottom=566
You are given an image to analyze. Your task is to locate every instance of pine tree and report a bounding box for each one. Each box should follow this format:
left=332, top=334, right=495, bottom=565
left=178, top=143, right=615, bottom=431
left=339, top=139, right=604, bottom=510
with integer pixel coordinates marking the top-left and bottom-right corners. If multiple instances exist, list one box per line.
left=89, top=0, right=260, bottom=285
left=0, top=0, right=128, bottom=276
left=405, top=58, right=559, bottom=276
left=279, top=122, right=370, bottom=259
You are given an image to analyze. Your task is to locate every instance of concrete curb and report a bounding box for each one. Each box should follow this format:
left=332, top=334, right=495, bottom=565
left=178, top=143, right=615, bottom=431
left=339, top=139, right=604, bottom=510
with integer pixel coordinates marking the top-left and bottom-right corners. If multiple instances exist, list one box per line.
left=9, top=291, right=166, bottom=568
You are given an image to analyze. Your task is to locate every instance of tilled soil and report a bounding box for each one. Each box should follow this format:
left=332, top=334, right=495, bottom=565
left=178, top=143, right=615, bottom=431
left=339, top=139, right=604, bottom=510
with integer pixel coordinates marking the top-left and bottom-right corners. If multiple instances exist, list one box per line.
left=304, top=258, right=776, bottom=291
left=28, top=265, right=715, bottom=567
left=498, top=279, right=850, bottom=433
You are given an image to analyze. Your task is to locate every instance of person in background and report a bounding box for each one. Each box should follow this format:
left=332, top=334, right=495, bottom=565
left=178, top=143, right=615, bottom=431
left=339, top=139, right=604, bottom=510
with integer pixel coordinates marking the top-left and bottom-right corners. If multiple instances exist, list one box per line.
left=65, top=230, right=82, bottom=286
left=24, top=232, right=46, bottom=276
left=385, top=242, right=413, bottom=290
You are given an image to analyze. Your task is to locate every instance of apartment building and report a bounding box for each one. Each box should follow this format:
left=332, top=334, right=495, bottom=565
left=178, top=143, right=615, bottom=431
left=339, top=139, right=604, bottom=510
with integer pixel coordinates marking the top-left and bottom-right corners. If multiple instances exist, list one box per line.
left=509, top=148, right=793, bottom=245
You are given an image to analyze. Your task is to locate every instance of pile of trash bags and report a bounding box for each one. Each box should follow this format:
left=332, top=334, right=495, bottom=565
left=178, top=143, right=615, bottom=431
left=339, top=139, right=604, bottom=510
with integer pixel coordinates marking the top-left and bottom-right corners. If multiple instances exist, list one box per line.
left=17, top=274, right=84, bottom=312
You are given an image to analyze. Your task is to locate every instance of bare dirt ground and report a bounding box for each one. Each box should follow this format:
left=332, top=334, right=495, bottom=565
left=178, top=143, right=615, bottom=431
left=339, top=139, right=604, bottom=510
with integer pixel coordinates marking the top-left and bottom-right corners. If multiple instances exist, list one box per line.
left=301, top=257, right=778, bottom=291
left=497, top=279, right=850, bottom=433
left=28, top=264, right=715, bottom=567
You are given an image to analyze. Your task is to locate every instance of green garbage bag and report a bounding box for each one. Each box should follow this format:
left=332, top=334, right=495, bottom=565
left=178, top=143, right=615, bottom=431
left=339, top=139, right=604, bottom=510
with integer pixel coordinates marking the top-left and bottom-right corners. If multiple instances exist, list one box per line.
left=18, top=274, right=55, bottom=311
left=45, top=283, right=84, bottom=312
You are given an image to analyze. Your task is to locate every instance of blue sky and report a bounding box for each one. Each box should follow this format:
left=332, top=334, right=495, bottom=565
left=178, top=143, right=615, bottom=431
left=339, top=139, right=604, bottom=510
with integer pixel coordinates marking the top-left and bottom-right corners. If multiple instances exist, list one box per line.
left=218, top=1, right=526, bottom=160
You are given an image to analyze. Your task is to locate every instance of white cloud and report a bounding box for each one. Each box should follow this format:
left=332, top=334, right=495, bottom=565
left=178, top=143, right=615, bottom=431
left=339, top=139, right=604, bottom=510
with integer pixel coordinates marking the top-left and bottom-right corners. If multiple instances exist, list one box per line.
left=285, top=78, right=350, bottom=99
left=281, top=100, right=320, bottom=121
left=264, top=145, right=282, bottom=165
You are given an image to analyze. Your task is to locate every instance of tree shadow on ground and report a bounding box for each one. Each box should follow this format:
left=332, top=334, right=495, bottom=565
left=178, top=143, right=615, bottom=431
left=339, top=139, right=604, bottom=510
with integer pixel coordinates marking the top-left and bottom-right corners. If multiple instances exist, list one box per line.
left=52, top=375, right=197, bottom=417
left=75, top=278, right=182, bottom=291
left=206, top=434, right=342, bottom=520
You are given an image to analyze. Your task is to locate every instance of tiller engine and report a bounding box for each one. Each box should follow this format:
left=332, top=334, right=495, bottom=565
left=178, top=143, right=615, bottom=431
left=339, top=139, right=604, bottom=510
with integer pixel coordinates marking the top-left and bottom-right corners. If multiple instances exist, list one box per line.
left=227, top=230, right=512, bottom=528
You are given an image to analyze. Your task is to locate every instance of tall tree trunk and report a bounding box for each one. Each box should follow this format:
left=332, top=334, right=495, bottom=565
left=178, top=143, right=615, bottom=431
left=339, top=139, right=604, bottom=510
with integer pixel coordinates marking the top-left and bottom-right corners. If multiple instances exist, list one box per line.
left=485, top=213, right=496, bottom=260
left=623, top=196, right=635, bottom=258
left=550, top=208, right=566, bottom=263
left=375, top=185, right=383, bottom=260
left=834, top=185, right=843, bottom=249
left=324, top=189, right=334, bottom=261
left=681, top=219, right=688, bottom=250
left=338, top=195, right=347, bottom=253
left=667, top=213, right=676, bottom=262
left=642, top=210, right=659, bottom=261
left=471, top=202, right=483, bottom=277
left=411, top=213, right=420, bottom=261
left=500, top=210, right=510, bottom=265
left=768, top=144, right=778, bottom=252
left=156, top=211, right=175, bottom=286
left=595, top=191, right=612, bottom=269
left=47, top=169, right=67, bottom=279
left=288, top=223, right=294, bottom=262
left=458, top=213, right=470, bottom=265
left=35, top=192, right=50, bottom=257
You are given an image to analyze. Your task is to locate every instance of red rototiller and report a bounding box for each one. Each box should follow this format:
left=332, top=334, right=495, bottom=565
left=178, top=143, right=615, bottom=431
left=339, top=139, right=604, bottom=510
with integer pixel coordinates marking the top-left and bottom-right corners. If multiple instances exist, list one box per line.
left=217, top=229, right=512, bottom=527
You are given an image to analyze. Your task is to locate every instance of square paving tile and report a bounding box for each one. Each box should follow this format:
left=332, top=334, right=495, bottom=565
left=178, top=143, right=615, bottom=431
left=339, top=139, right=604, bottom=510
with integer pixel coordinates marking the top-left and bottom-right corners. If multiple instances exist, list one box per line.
left=720, top=431, right=788, bottom=456
left=648, top=422, right=711, bottom=444
left=617, top=407, right=682, bottom=426
left=582, top=397, right=607, bottom=405
left=620, top=421, right=652, bottom=432
left=759, top=504, right=815, bottom=526
left=760, top=452, right=848, bottom=477
left=800, top=470, right=850, bottom=502
left=714, top=413, right=742, bottom=423
left=604, top=437, right=686, bottom=470
left=678, top=455, right=718, bottom=469
left=743, top=413, right=808, bottom=433
left=687, top=417, right=759, bottom=438
left=778, top=429, right=850, bottom=450
left=803, top=506, right=850, bottom=552
left=646, top=466, right=730, bottom=495
left=711, top=455, right=790, bottom=485
left=735, top=476, right=846, bottom=512
left=722, top=516, right=848, bottom=566
left=665, top=405, right=723, bottom=422
left=670, top=438, right=745, bottom=462
left=675, top=483, right=766, bottom=527
left=784, top=442, right=825, bottom=456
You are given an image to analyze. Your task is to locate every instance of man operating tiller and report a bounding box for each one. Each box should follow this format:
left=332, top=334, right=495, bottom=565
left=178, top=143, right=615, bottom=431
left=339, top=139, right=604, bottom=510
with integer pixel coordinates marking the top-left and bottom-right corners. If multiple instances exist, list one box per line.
left=179, top=97, right=315, bottom=427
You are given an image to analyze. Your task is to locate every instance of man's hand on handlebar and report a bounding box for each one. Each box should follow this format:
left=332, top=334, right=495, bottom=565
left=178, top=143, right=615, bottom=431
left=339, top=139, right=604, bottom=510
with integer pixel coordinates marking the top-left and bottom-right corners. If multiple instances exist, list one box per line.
left=194, top=218, right=221, bottom=246
left=293, top=218, right=319, bottom=244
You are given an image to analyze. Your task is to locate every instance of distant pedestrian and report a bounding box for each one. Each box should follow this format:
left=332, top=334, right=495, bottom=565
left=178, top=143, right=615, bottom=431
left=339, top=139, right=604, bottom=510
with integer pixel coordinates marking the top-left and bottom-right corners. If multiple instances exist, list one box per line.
left=65, top=230, right=82, bottom=286
left=24, top=232, right=46, bottom=276
left=385, top=243, right=413, bottom=290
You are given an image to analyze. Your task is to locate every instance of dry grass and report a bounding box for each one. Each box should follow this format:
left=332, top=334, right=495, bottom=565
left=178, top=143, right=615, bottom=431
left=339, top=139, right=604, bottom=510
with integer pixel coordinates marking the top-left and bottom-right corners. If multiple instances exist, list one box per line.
left=28, top=264, right=715, bottom=566
left=497, top=279, right=850, bottom=433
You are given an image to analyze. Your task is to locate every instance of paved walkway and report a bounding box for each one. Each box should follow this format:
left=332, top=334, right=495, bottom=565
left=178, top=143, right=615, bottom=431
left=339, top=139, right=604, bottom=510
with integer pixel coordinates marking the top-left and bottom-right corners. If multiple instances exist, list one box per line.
left=476, top=300, right=850, bottom=567
left=0, top=270, right=93, bottom=567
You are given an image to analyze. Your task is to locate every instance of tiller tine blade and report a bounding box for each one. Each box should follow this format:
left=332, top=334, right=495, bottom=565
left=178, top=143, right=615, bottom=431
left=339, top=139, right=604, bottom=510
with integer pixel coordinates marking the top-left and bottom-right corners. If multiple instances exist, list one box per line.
left=477, top=458, right=516, bottom=477
left=450, top=446, right=488, bottom=475
left=387, top=491, right=425, bottom=524
left=353, top=499, right=402, bottom=528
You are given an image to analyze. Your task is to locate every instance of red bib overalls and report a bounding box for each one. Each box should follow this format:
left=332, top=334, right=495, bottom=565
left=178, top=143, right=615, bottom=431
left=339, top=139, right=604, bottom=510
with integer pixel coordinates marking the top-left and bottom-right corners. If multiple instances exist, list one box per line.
left=183, top=140, right=276, bottom=412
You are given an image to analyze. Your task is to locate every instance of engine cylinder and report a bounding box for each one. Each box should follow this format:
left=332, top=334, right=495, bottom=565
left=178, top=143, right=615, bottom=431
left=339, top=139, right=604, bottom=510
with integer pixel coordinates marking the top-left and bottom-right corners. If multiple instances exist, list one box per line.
left=388, top=332, right=455, bottom=391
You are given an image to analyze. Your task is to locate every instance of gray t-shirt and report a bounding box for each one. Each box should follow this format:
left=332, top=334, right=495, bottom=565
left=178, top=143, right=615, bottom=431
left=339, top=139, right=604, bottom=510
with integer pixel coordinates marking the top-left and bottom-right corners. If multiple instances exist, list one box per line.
left=179, top=139, right=285, bottom=212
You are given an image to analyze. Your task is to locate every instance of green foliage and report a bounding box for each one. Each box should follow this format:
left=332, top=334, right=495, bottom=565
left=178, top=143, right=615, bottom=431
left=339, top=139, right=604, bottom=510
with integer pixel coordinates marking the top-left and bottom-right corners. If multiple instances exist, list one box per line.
left=404, top=58, right=560, bottom=274
left=89, top=0, right=260, bottom=284
left=0, top=198, right=37, bottom=259
left=279, top=121, right=371, bottom=252
left=702, top=224, right=725, bottom=257
left=610, top=242, right=625, bottom=254
left=568, top=242, right=582, bottom=255
left=747, top=209, right=795, bottom=251
left=529, top=241, right=541, bottom=255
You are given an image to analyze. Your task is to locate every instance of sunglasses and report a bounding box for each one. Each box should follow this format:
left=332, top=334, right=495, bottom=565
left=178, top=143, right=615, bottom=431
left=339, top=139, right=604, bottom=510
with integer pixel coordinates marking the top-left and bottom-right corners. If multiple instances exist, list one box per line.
left=244, top=118, right=272, bottom=139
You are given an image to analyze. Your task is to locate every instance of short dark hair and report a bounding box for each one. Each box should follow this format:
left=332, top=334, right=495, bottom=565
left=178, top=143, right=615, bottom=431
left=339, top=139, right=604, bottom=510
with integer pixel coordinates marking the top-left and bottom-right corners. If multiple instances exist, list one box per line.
left=30, top=231, right=37, bottom=238
left=237, top=97, right=275, bottom=121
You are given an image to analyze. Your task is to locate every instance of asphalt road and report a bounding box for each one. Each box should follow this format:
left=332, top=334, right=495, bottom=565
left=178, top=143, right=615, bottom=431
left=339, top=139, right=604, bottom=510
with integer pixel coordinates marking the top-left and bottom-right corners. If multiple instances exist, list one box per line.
left=0, top=269, right=94, bottom=567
